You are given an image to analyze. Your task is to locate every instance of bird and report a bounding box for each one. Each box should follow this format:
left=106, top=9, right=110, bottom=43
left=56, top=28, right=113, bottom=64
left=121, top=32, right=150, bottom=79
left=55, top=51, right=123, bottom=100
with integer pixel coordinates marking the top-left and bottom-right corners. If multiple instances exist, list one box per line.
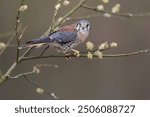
left=24, top=20, right=90, bottom=54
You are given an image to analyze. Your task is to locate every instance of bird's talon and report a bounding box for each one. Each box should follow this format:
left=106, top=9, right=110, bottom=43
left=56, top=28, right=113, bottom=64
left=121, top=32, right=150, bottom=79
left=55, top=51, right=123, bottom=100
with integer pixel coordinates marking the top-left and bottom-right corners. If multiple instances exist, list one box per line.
left=72, top=49, right=80, bottom=57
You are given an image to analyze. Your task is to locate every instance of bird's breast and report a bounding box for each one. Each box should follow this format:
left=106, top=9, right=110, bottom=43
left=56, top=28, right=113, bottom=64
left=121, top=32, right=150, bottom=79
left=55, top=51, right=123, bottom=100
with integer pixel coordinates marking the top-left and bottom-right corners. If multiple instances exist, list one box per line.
left=77, top=32, right=89, bottom=43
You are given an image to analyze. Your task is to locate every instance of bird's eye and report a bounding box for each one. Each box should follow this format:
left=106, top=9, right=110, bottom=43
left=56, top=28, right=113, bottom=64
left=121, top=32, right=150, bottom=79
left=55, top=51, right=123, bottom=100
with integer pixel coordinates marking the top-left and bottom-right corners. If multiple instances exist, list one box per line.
left=86, top=24, right=89, bottom=27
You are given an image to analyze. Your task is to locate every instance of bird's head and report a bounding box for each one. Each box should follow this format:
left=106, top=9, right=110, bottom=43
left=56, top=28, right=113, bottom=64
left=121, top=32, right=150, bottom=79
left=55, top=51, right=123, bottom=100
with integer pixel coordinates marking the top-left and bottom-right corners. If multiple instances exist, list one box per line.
left=75, top=20, right=90, bottom=42
left=75, top=20, right=90, bottom=34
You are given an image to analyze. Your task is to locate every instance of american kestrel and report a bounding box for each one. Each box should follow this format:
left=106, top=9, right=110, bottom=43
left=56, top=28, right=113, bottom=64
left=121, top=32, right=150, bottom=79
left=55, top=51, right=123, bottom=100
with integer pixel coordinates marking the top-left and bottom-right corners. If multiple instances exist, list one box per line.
left=25, top=20, right=90, bottom=53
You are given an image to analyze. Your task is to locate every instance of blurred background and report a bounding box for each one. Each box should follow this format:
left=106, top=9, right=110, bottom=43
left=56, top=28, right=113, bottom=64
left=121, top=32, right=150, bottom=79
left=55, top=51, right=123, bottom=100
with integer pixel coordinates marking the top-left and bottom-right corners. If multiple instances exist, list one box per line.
left=0, top=0, right=150, bottom=99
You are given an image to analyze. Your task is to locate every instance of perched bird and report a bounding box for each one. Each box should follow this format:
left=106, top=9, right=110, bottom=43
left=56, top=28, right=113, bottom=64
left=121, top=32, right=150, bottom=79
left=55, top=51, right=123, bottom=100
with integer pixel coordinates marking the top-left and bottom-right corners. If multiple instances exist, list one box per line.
left=24, top=20, right=90, bottom=53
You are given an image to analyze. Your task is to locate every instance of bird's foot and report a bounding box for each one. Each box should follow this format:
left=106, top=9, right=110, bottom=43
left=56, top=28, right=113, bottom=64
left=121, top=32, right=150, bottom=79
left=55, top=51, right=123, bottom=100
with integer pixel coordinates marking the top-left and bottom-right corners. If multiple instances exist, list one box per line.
left=71, top=49, right=80, bottom=57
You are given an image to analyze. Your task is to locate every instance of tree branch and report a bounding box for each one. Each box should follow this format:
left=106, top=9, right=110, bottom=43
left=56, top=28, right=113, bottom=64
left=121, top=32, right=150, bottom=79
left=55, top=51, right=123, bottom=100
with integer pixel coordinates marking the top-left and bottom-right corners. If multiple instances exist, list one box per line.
left=23, top=75, right=58, bottom=99
left=21, top=49, right=150, bottom=61
left=15, top=0, right=25, bottom=62
left=49, top=0, right=62, bottom=33
left=81, top=5, right=150, bottom=18
left=103, top=49, right=150, bottom=57
left=9, top=71, right=35, bottom=79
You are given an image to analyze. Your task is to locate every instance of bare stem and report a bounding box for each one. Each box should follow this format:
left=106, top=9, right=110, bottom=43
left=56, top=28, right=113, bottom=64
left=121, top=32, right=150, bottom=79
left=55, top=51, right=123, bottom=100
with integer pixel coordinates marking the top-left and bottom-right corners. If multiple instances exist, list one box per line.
left=49, top=0, right=62, bottom=33
left=9, top=71, right=35, bottom=79
left=81, top=5, right=150, bottom=18
left=23, top=75, right=58, bottom=99
left=66, top=14, right=103, bottom=21
left=15, top=0, right=25, bottom=62
left=0, top=62, right=18, bottom=85
left=21, top=49, right=150, bottom=61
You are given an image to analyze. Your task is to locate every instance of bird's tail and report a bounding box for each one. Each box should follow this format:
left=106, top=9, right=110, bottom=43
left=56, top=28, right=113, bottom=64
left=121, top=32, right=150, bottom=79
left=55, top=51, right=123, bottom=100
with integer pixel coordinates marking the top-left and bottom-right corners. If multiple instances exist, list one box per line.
left=18, top=44, right=35, bottom=49
left=19, top=36, right=51, bottom=49
left=26, top=36, right=51, bottom=44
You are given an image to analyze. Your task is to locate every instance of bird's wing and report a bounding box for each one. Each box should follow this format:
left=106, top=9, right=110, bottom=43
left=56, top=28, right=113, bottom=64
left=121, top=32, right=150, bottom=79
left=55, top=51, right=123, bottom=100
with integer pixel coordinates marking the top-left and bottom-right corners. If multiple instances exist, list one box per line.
left=58, top=24, right=76, bottom=32
left=49, top=31, right=77, bottom=44
left=26, top=24, right=77, bottom=45
left=26, top=31, right=77, bottom=45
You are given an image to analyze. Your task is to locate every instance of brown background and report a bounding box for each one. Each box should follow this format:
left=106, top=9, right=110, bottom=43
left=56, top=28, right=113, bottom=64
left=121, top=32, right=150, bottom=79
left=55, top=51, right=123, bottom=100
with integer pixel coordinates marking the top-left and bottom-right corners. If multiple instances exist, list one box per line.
left=0, top=0, right=150, bottom=99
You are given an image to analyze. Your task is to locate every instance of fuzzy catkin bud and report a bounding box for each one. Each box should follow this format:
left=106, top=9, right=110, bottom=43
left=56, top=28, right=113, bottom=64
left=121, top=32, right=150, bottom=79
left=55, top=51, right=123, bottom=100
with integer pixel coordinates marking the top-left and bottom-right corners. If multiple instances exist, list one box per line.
left=0, top=42, right=6, bottom=50
left=97, top=5, right=104, bottom=11
left=18, top=5, right=28, bottom=12
left=112, top=3, right=121, bottom=13
left=86, top=41, right=94, bottom=50
left=62, top=0, right=70, bottom=6
left=110, top=42, right=118, bottom=48
left=36, top=88, right=44, bottom=95
left=87, top=52, right=93, bottom=59
left=101, top=0, right=109, bottom=4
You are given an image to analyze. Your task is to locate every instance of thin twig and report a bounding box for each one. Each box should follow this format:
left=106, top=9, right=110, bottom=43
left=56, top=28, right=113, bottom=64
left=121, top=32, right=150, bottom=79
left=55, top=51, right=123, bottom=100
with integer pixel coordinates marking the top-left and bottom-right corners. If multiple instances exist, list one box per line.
left=81, top=5, right=150, bottom=18
left=9, top=71, right=35, bottom=79
left=8, top=64, right=58, bottom=79
left=66, top=14, right=103, bottom=21
left=49, top=0, right=62, bottom=33
left=23, top=75, right=58, bottom=99
left=0, top=62, right=18, bottom=85
left=23, top=75, right=39, bottom=87
left=18, top=25, right=28, bottom=40
left=7, top=63, right=58, bottom=99
left=15, top=0, right=25, bottom=62
left=21, top=49, right=150, bottom=61
left=0, top=0, right=26, bottom=86
left=103, top=49, right=150, bottom=57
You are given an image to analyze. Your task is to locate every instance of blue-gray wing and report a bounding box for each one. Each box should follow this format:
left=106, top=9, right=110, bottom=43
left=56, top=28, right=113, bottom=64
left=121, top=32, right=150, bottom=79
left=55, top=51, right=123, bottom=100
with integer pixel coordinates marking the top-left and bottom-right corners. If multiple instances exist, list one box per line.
left=49, top=31, right=77, bottom=44
left=26, top=31, right=77, bottom=45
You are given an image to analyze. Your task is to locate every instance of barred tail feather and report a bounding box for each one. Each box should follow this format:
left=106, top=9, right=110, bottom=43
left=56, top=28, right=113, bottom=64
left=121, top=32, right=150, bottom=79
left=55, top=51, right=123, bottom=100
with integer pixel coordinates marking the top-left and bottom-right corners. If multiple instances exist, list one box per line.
left=19, top=36, right=52, bottom=49
left=26, top=36, right=51, bottom=45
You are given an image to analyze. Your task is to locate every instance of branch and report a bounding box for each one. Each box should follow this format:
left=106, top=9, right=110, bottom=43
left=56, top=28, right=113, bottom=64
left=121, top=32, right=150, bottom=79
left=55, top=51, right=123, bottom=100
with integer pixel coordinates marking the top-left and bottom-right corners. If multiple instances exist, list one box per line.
left=49, top=0, right=62, bottom=33
left=23, top=75, right=58, bottom=99
left=66, top=14, right=103, bottom=21
left=81, top=5, right=150, bottom=18
left=21, top=49, right=150, bottom=61
left=15, top=0, right=25, bottom=62
left=9, top=71, right=35, bottom=79
left=8, top=64, right=58, bottom=99
left=0, top=62, right=18, bottom=85
left=103, top=49, right=150, bottom=57
left=0, top=0, right=26, bottom=86
left=8, top=63, right=58, bottom=79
